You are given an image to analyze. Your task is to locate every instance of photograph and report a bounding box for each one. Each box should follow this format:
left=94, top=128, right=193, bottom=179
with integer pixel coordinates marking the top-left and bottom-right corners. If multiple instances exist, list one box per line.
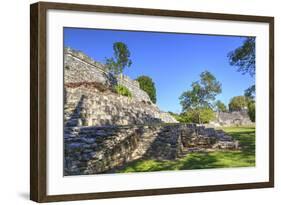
left=29, top=2, right=274, bottom=202
left=63, top=28, right=256, bottom=176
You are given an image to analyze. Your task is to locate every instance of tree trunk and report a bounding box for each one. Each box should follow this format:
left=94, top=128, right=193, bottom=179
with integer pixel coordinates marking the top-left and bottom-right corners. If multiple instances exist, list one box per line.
left=197, top=111, right=201, bottom=124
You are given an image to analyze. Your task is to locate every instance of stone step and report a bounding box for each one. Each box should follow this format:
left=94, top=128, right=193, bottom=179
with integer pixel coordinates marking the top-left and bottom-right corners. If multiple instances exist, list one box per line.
left=65, top=119, right=82, bottom=127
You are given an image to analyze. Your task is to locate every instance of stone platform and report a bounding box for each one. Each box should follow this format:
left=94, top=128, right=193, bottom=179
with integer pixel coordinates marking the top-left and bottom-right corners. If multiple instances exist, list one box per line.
left=64, top=123, right=239, bottom=175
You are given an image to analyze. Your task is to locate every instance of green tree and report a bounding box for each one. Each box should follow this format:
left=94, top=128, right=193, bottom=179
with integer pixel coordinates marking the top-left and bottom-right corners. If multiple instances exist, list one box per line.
left=215, top=100, right=227, bottom=112
left=244, top=85, right=255, bottom=100
left=105, top=42, right=132, bottom=75
left=244, top=85, right=255, bottom=122
left=179, top=71, right=221, bottom=123
left=228, top=38, right=256, bottom=121
left=228, top=96, right=248, bottom=111
left=247, top=100, right=255, bottom=122
left=169, top=109, right=215, bottom=124
left=228, top=37, right=255, bottom=77
left=185, top=108, right=215, bottom=124
left=136, top=76, right=157, bottom=103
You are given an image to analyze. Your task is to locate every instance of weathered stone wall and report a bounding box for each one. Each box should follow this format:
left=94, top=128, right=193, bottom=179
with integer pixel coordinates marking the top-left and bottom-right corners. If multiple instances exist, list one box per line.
left=64, top=125, right=150, bottom=175
left=117, top=74, right=151, bottom=102
left=64, top=48, right=115, bottom=86
left=210, top=110, right=254, bottom=127
left=64, top=123, right=239, bottom=175
left=64, top=83, right=178, bottom=126
left=64, top=48, right=151, bottom=103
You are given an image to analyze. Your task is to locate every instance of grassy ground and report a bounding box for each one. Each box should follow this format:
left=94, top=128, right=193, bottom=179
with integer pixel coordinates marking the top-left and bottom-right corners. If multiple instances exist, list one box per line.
left=117, top=126, right=255, bottom=173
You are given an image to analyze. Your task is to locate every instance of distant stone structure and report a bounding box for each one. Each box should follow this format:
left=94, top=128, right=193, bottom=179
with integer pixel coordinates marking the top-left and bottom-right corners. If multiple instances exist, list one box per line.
left=210, top=110, right=254, bottom=127
left=63, top=48, right=240, bottom=175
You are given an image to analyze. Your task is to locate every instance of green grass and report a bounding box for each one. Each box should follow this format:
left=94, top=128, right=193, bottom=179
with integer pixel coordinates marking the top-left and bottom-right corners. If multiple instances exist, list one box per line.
left=117, top=126, right=255, bottom=173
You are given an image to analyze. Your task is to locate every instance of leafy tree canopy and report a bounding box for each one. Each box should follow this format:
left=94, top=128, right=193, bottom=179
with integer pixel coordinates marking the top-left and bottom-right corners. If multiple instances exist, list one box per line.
left=179, top=71, right=221, bottom=124
left=247, top=100, right=255, bottom=122
left=185, top=108, right=215, bottom=124
left=228, top=37, right=256, bottom=121
left=215, top=100, right=227, bottom=112
left=136, top=76, right=157, bottom=103
left=168, top=108, right=215, bottom=124
left=244, top=85, right=256, bottom=100
left=228, top=96, right=248, bottom=111
left=244, top=85, right=255, bottom=122
left=179, top=71, right=222, bottom=111
left=105, top=42, right=132, bottom=75
left=228, top=37, right=256, bottom=77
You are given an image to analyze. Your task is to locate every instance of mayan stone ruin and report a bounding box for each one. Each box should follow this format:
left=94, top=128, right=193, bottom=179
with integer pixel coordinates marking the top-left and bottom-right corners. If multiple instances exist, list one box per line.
left=64, top=48, right=240, bottom=175
left=210, top=110, right=254, bottom=127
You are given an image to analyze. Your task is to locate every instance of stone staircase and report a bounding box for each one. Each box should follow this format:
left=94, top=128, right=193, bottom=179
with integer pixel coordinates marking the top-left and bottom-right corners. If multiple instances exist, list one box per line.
left=64, top=84, right=177, bottom=128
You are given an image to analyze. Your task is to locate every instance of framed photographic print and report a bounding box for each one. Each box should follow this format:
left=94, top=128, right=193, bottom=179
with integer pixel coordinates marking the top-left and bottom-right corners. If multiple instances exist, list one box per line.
left=30, top=1, right=274, bottom=202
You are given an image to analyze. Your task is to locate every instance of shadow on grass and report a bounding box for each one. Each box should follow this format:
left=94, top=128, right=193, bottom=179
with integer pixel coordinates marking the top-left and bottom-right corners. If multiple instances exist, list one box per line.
left=180, top=153, right=218, bottom=169
left=225, top=128, right=255, bottom=155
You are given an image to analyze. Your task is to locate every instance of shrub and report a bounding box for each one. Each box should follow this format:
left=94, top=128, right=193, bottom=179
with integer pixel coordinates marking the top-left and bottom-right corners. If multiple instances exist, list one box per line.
left=115, top=85, right=132, bottom=98
left=168, top=112, right=192, bottom=123
left=172, top=108, right=215, bottom=124
left=136, top=76, right=156, bottom=103
left=247, top=100, right=255, bottom=122
left=215, top=100, right=227, bottom=112
left=183, top=108, right=215, bottom=124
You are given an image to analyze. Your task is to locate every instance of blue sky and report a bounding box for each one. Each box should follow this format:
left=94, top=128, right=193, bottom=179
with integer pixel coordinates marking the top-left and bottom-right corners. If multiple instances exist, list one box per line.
left=64, top=28, right=255, bottom=113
